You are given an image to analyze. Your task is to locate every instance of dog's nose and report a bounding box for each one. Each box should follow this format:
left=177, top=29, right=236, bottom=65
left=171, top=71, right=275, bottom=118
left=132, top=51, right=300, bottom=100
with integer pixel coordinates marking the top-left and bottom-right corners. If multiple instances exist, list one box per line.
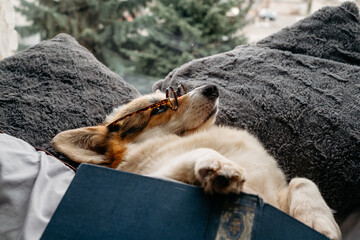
left=202, top=85, right=219, bottom=99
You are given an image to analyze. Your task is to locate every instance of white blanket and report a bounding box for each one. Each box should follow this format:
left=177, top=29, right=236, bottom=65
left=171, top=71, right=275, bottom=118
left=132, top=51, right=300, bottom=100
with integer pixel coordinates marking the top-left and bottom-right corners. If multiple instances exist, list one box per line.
left=0, top=133, right=75, bottom=240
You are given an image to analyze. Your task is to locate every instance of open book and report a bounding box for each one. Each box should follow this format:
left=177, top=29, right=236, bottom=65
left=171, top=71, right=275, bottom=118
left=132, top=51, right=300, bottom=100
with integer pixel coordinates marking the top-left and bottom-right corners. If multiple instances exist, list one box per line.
left=41, top=164, right=328, bottom=240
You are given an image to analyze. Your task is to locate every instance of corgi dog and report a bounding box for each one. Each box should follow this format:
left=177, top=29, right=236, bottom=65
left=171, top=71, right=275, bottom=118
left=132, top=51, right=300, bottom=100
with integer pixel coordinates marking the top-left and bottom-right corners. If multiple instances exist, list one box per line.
left=52, top=84, right=340, bottom=240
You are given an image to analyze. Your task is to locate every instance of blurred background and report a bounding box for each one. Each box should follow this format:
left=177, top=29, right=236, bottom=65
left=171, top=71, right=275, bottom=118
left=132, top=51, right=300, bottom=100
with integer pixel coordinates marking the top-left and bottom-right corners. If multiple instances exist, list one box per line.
left=1, top=0, right=359, bottom=93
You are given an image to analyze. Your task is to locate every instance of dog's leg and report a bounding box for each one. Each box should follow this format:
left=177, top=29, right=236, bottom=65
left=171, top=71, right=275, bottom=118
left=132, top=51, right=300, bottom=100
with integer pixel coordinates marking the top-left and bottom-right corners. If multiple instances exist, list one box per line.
left=150, top=148, right=246, bottom=194
left=278, top=178, right=341, bottom=240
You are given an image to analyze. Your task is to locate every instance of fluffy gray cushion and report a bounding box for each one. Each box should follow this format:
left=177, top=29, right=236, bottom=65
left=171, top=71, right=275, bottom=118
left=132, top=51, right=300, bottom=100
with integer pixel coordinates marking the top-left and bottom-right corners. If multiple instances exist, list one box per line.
left=257, top=2, right=360, bottom=65
left=0, top=34, right=140, bottom=163
left=153, top=2, right=360, bottom=216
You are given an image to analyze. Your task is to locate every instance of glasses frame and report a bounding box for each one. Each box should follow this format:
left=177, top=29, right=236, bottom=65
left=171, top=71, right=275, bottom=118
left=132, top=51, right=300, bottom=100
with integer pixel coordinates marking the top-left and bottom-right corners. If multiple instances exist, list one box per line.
left=107, top=84, right=186, bottom=129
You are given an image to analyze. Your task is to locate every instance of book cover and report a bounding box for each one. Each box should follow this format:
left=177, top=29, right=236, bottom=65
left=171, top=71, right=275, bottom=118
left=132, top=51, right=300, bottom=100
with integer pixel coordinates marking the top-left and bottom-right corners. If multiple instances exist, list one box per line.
left=41, top=164, right=328, bottom=240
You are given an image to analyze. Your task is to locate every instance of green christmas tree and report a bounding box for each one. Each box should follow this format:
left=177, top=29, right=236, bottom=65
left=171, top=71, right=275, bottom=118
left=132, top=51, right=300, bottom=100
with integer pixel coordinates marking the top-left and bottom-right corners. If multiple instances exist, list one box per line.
left=16, top=0, right=150, bottom=75
left=16, top=0, right=251, bottom=79
left=125, top=0, right=252, bottom=77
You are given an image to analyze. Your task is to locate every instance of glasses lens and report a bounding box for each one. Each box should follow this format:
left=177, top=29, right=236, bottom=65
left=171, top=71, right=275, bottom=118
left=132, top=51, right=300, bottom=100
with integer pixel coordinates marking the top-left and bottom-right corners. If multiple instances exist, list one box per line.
left=177, top=84, right=186, bottom=97
left=166, top=87, right=178, bottom=110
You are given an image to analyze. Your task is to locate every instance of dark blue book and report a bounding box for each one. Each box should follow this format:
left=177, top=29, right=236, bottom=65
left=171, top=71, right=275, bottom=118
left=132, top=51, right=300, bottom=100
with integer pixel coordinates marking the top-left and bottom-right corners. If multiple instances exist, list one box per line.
left=41, top=164, right=328, bottom=240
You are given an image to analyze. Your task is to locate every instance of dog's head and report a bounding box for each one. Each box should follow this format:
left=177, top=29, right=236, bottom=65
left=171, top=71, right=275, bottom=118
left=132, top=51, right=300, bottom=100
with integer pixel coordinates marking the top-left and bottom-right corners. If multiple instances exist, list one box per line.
left=52, top=84, right=219, bottom=165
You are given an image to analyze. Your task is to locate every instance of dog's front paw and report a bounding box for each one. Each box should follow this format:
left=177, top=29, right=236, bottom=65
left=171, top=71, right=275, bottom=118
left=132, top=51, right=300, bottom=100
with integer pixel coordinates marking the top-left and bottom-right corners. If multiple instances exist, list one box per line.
left=195, top=157, right=245, bottom=195
left=289, top=178, right=341, bottom=240
left=292, top=203, right=341, bottom=240
left=303, top=215, right=340, bottom=240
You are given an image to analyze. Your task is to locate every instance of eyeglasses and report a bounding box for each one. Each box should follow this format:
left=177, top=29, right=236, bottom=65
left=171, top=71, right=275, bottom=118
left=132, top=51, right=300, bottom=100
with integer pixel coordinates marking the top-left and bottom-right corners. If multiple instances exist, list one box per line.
left=107, top=84, right=186, bottom=129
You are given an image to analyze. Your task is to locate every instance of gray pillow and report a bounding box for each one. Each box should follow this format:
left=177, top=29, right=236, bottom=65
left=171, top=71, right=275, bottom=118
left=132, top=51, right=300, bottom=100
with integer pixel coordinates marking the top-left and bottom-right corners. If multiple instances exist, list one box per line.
left=258, top=2, right=360, bottom=66
left=153, top=2, right=360, bottom=216
left=0, top=34, right=140, bottom=164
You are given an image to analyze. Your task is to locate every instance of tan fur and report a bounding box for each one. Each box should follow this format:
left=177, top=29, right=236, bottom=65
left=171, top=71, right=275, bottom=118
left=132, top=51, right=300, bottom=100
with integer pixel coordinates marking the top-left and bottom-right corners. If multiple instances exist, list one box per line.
left=52, top=85, right=341, bottom=240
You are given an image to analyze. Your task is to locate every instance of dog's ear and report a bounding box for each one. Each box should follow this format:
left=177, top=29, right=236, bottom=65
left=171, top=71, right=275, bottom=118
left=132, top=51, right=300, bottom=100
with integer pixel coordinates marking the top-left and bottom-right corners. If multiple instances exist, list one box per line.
left=52, top=126, right=108, bottom=165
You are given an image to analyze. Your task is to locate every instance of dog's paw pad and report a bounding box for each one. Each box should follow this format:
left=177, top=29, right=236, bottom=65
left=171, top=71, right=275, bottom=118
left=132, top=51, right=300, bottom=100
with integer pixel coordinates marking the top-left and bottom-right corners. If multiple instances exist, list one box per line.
left=198, top=168, right=216, bottom=179
left=195, top=158, right=245, bottom=194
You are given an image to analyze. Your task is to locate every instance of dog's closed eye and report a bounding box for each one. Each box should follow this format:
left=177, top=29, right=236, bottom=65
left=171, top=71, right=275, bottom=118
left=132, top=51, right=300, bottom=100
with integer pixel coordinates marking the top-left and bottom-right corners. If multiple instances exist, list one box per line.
left=151, top=105, right=169, bottom=116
